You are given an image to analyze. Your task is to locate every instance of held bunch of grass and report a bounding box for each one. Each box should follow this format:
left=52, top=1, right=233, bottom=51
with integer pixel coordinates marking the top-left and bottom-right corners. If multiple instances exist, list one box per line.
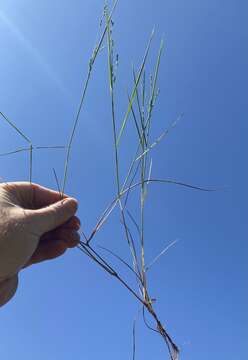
left=0, top=2, right=215, bottom=359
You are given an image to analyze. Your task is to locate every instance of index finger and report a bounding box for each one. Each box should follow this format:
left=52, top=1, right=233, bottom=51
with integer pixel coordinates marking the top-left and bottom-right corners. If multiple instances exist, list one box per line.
left=3, top=182, right=69, bottom=209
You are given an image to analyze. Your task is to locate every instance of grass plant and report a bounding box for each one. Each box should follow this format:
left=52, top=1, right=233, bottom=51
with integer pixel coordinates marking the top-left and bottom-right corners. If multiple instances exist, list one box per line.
left=0, top=2, right=216, bottom=359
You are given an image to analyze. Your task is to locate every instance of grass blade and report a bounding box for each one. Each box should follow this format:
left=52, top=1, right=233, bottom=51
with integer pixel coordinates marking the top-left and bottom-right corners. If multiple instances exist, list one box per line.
left=135, top=114, right=183, bottom=162
left=132, top=317, right=136, bottom=360
left=61, top=0, right=119, bottom=195
left=29, top=144, right=33, bottom=183
left=121, top=178, right=217, bottom=196
left=0, top=147, right=30, bottom=156
left=0, top=111, right=31, bottom=144
left=116, top=30, right=155, bottom=146
left=98, top=245, right=141, bottom=281
left=146, top=239, right=179, bottom=271
left=36, top=145, right=67, bottom=150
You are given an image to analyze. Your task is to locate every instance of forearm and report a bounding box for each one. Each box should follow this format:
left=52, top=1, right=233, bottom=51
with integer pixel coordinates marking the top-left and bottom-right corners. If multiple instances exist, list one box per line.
left=0, top=275, right=18, bottom=307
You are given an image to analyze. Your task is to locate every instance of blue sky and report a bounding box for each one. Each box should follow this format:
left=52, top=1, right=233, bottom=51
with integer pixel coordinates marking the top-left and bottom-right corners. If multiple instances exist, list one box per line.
left=0, top=1, right=247, bottom=359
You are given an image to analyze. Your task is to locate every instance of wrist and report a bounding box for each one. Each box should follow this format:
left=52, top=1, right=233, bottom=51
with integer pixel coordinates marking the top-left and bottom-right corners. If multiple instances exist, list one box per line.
left=0, top=274, right=18, bottom=307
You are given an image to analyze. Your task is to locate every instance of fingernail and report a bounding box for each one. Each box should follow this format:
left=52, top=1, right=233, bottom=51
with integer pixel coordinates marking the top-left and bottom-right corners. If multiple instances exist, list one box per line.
left=62, top=198, right=78, bottom=212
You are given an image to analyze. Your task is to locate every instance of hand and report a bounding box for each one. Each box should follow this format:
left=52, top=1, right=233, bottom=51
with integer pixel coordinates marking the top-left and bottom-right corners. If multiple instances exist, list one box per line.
left=0, top=182, right=80, bottom=306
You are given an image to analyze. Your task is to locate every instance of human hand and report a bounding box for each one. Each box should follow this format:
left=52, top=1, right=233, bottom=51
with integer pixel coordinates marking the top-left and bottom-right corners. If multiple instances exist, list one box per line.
left=0, top=182, right=80, bottom=306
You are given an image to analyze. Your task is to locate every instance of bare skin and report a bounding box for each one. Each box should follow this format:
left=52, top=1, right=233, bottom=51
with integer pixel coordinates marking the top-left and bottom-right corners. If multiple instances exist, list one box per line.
left=0, top=182, right=80, bottom=306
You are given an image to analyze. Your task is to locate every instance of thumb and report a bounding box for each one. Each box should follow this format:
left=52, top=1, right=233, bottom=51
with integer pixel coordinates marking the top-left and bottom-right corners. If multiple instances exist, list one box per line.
left=29, top=198, right=78, bottom=234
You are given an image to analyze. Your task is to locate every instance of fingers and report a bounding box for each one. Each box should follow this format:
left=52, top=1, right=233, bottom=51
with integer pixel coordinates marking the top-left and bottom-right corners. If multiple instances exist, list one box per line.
left=5, top=182, right=81, bottom=236
left=1, top=182, right=70, bottom=209
left=25, top=229, right=80, bottom=266
left=41, top=228, right=80, bottom=248
left=28, top=197, right=78, bottom=234
left=37, top=215, right=81, bottom=240
left=25, top=240, right=67, bottom=266
left=62, top=216, right=81, bottom=231
left=29, top=183, right=68, bottom=208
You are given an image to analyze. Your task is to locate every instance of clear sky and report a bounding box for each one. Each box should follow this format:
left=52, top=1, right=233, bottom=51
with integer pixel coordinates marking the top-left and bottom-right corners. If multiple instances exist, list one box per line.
left=0, top=1, right=247, bottom=359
